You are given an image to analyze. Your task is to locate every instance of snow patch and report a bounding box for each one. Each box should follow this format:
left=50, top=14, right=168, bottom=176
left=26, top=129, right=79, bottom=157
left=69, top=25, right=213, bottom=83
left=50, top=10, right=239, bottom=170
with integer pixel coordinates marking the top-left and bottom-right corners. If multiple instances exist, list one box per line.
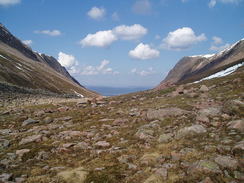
left=73, top=90, right=84, bottom=98
left=15, top=65, right=23, bottom=71
left=190, top=54, right=215, bottom=59
left=0, top=54, right=11, bottom=61
left=194, top=62, right=244, bottom=83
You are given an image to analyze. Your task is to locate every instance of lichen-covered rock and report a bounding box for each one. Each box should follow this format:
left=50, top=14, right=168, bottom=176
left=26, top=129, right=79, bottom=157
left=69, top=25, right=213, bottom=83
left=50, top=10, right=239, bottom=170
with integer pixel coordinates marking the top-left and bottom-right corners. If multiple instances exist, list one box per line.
left=147, top=107, right=189, bottom=120
left=57, top=167, right=88, bottom=183
left=188, top=160, right=221, bottom=174
left=22, top=118, right=39, bottom=126
left=19, top=135, right=42, bottom=145
left=176, top=125, right=207, bottom=139
left=227, top=119, right=244, bottom=132
left=158, top=133, right=173, bottom=143
left=214, top=155, right=238, bottom=170
left=222, top=100, right=244, bottom=116
left=140, top=152, right=162, bottom=166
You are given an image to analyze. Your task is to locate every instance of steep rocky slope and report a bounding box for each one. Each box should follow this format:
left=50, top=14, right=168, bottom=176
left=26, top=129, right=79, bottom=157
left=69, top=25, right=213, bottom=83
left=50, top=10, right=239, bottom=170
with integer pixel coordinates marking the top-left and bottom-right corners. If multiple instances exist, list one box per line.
left=156, top=39, right=244, bottom=90
left=0, top=66, right=243, bottom=183
left=0, top=24, right=96, bottom=97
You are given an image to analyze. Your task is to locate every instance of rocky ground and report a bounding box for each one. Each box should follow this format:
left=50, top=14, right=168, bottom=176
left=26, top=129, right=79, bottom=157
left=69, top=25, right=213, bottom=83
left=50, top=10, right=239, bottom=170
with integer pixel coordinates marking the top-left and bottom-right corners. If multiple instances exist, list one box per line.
left=0, top=68, right=243, bottom=183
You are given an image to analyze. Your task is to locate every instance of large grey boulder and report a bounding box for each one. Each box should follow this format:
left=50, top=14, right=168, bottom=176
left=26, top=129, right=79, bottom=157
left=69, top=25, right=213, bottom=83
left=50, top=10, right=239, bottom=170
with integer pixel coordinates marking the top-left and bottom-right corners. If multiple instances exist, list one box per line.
left=176, top=125, right=207, bottom=139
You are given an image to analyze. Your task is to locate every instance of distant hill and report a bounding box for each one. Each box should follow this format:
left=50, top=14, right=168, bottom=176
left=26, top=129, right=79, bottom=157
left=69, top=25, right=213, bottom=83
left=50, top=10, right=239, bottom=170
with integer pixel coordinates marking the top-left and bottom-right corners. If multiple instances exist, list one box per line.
left=156, top=39, right=244, bottom=90
left=0, top=24, right=97, bottom=97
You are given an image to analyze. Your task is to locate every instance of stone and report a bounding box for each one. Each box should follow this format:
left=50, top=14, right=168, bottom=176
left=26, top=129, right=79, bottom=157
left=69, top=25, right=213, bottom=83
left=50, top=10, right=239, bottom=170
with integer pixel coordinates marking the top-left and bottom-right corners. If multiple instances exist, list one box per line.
left=0, top=173, right=12, bottom=182
left=0, top=129, right=11, bottom=135
left=135, top=128, right=154, bottom=140
left=176, top=125, right=207, bottom=139
left=147, top=107, right=189, bottom=120
left=199, top=177, right=214, bottom=183
left=158, top=133, right=172, bottom=143
left=19, top=135, right=42, bottom=145
left=43, top=116, right=53, bottom=123
left=188, top=160, right=221, bottom=174
left=22, top=118, right=39, bottom=126
left=155, top=168, right=168, bottom=180
left=222, top=100, right=244, bottom=115
left=227, top=119, right=244, bottom=132
left=0, top=139, right=10, bottom=150
left=214, top=155, right=238, bottom=170
left=234, top=171, right=244, bottom=181
left=140, top=152, right=161, bottom=166
left=57, top=167, right=88, bottom=183
left=199, top=85, right=209, bottom=92
left=199, top=107, right=221, bottom=117
left=59, top=131, right=82, bottom=139
left=113, top=118, right=129, bottom=126
left=16, top=149, right=30, bottom=158
left=74, top=142, right=90, bottom=150
left=95, top=141, right=110, bottom=148
left=232, top=140, right=244, bottom=155
left=196, top=115, right=210, bottom=123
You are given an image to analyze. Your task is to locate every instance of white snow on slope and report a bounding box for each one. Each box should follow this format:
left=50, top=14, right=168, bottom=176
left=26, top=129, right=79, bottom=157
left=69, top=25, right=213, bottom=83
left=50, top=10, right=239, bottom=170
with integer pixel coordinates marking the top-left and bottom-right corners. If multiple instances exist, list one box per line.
left=194, top=62, right=244, bottom=83
left=190, top=54, right=215, bottom=58
left=0, top=54, right=11, bottom=61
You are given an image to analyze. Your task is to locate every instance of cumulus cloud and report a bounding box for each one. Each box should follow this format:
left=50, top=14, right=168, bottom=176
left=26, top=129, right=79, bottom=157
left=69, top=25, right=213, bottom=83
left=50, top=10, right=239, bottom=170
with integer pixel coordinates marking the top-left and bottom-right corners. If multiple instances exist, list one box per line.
left=87, top=7, right=106, bottom=20
left=210, top=43, right=230, bottom=51
left=58, top=52, right=79, bottom=74
left=80, top=60, right=119, bottom=75
left=113, top=24, right=147, bottom=40
left=131, top=67, right=156, bottom=76
left=209, top=36, right=230, bottom=52
left=129, top=43, right=160, bottom=60
left=161, top=27, right=207, bottom=50
left=80, top=24, right=147, bottom=47
left=132, top=0, right=152, bottom=15
left=0, top=0, right=20, bottom=6
left=34, top=30, right=61, bottom=36
left=212, top=36, right=223, bottom=45
left=208, top=0, right=241, bottom=8
left=22, top=40, right=32, bottom=46
left=80, top=30, right=117, bottom=47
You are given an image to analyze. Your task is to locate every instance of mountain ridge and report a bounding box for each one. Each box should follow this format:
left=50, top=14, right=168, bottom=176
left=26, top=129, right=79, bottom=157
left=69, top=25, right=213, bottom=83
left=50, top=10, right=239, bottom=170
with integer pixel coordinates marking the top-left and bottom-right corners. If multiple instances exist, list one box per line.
left=0, top=24, right=97, bottom=97
left=156, top=38, right=244, bottom=90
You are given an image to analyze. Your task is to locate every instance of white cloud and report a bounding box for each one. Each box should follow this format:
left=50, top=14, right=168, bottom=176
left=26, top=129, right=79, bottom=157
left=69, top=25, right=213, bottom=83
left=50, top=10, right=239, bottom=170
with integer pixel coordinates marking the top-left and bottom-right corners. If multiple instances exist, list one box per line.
left=58, top=52, right=79, bottom=74
left=87, top=7, right=106, bottom=20
left=131, top=67, right=156, bottom=76
left=34, top=30, right=61, bottom=36
left=209, top=36, right=230, bottom=52
left=208, top=0, right=241, bottom=7
left=22, top=40, right=32, bottom=46
left=80, top=24, right=147, bottom=47
left=129, top=43, right=160, bottom=60
left=161, top=27, right=207, bottom=50
left=212, top=36, right=223, bottom=45
left=80, top=60, right=119, bottom=75
left=210, top=43, right=230, bottom=51
left=80, top=30, right=117, bottom=47
left=0, top=0, right=20, bottom=6
left=132, top=0, right=152, bottom=15
left=112, top=12, right=119, bottom=21
left=113, top=24, right=147, bottom=40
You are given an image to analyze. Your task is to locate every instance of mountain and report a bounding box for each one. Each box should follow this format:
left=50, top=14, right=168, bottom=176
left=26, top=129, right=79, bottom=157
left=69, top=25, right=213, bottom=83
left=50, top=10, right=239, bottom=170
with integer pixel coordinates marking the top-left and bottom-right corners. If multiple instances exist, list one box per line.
left=156, top=39, right=244, bottom=90
left=0, top=24, right=97, bottom=97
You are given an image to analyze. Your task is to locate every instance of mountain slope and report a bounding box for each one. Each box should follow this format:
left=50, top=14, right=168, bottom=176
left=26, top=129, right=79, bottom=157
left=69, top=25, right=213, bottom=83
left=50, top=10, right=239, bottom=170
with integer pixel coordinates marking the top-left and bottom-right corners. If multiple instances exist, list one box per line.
left=0, top=24, right=97, bottom=97
left=156, top=39, right=244, bottom=90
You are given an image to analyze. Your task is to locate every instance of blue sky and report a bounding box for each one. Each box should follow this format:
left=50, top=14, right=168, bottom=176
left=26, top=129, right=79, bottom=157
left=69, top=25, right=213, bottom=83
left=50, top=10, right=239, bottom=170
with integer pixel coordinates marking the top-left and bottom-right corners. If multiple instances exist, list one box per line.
left=1, top=0, right=244, bottom=87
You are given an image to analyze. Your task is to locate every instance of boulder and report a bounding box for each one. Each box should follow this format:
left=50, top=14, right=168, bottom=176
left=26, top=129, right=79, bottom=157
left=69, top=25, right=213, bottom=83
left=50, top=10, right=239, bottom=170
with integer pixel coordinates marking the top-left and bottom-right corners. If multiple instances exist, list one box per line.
left=199, top=85, right=209, bottom=92
left=176, top=125, right=207, bottom=139
left=158, top=133, right=173, bottom=143
left=188, top=160, right=221, bottom=174
left=57, top=167, right=88, bottom=183
left=227, top=119, right=244, bottom=132
left=214, top=155, right=238, bottom=170
left=19, top=135, right=42, bottom=145
left=147, top=107, right=189, bottom=120
left=22, top=118, right=39, bottom=126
